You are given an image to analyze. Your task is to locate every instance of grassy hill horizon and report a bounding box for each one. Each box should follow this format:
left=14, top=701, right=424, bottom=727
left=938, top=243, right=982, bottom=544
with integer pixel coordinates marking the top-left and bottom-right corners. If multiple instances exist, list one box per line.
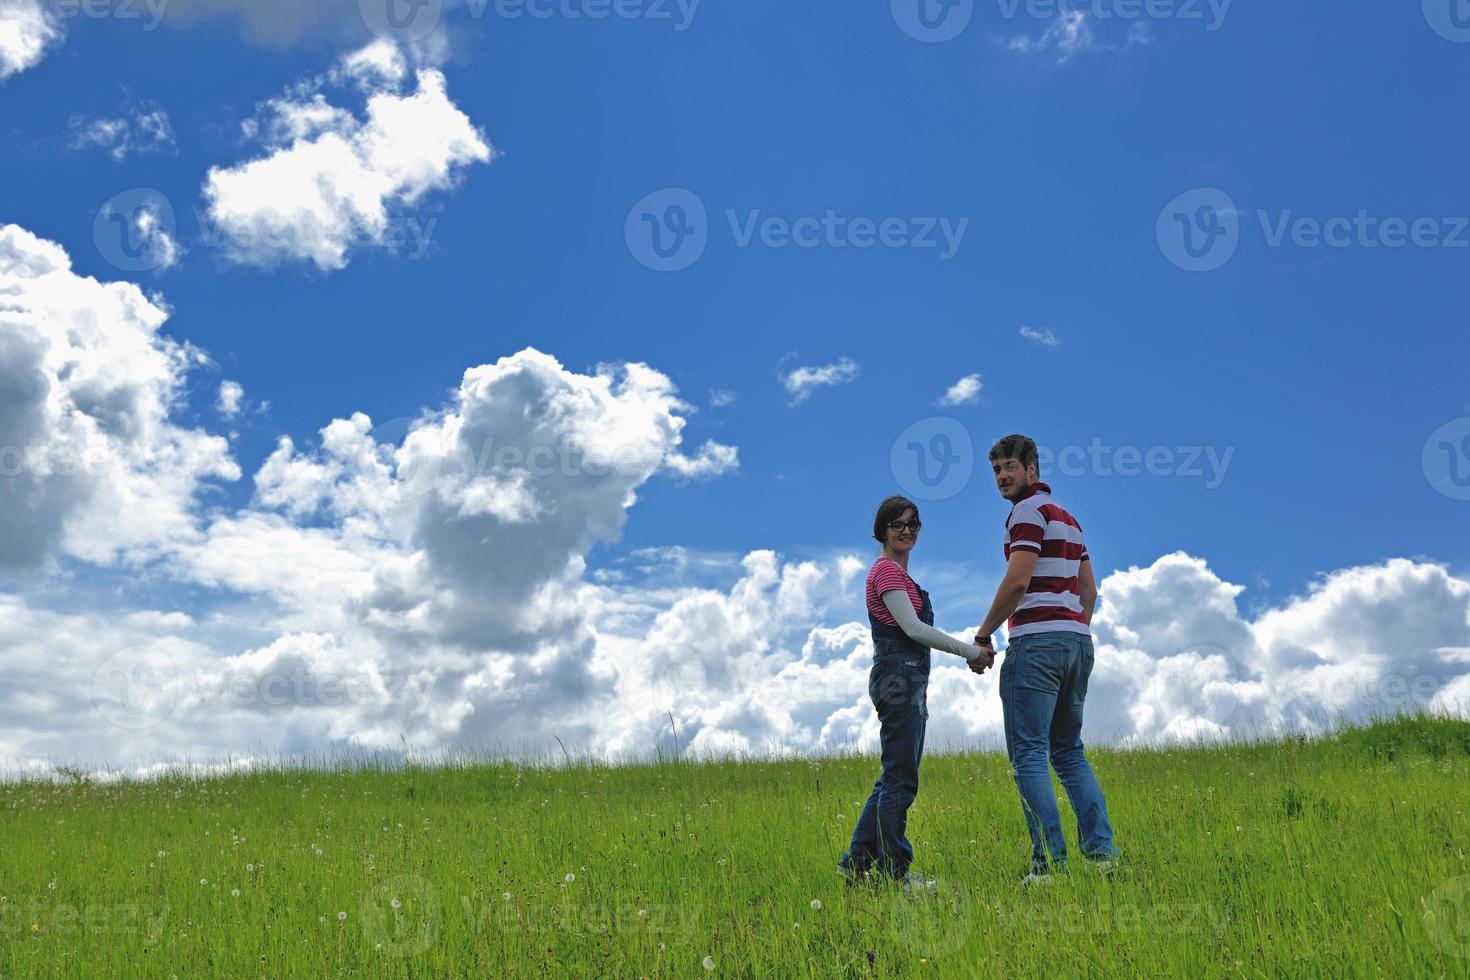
left=4, top=714, right=1469, bottom=977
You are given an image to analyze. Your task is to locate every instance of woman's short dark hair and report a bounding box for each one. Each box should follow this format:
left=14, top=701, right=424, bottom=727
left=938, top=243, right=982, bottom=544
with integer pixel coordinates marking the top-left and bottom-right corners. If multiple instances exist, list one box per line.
left=872, top=495, right=919, bottom=544
left=988, top=433, right=1039, bottom=472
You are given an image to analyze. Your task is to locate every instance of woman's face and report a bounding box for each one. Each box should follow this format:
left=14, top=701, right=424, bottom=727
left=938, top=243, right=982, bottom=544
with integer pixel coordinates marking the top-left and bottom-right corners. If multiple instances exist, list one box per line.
left=883, top=508, right=921, bottom=555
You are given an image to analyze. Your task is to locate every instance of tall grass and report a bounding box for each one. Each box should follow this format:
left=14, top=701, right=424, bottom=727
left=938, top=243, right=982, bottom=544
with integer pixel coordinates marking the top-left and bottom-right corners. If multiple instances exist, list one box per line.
left=3, top=714, right=1468, bottom=977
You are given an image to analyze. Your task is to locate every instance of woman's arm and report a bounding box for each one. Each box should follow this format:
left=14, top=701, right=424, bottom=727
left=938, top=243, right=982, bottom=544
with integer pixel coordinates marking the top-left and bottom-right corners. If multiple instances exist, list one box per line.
left=881, top=591, right=985, bottom=662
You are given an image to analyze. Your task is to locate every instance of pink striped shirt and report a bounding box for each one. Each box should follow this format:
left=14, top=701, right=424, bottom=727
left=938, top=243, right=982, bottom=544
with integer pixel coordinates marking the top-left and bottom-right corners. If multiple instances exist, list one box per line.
left=1002, top=482, right=1091, bottom=638
left=866, top=557, right=922, bottom=627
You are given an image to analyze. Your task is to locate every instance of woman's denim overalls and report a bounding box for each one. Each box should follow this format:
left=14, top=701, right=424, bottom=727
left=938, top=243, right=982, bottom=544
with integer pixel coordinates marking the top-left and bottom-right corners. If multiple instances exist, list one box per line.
left=839, top=571, right=933, bottom=880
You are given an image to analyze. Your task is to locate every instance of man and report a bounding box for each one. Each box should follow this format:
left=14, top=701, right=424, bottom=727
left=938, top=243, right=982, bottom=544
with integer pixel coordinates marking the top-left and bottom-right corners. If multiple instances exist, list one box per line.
left=969, top=434, right=1120, bottom=882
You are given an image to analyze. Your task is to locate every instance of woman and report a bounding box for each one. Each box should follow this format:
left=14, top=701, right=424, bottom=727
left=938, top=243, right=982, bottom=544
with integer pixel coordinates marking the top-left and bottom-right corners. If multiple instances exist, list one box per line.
left=838, top=496, right=992, bottom=890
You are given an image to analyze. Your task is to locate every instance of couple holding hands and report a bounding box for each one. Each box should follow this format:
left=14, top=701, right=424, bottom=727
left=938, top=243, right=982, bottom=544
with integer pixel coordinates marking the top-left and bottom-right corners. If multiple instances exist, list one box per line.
left=839, top=434, right=1121, bottom=890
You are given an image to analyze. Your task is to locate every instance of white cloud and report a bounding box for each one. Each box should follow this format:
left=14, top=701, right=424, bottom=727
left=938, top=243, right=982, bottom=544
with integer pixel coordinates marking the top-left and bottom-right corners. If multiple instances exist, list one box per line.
left=3, top=226, right=1469, bottom=778
left=0, top=224, right=234, bottom=571
left=664, top=440, right=739, bottom=482
left=97, top=201, right=182, bottom=272
left=1004, top=10, right=1096, bottom=65
left=780, top=357, right=859, bottom=405
left=202, top=43, right=492, bottom=270
left=710, top=389, right=737, bottom=408
left=216, top=381, right=245, bottom=420
left=1019, top=325, right=1060, bottom=348
left=939, top=374, right=982, bottom=407
left=67, top=97, right=177, bottom=161
left=0, top=0, right=61, bottom=81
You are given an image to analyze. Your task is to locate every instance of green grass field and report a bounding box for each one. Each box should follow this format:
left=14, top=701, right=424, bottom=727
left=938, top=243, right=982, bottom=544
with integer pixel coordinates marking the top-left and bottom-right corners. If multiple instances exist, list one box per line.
left=4, top=715, right=1469, bottom=978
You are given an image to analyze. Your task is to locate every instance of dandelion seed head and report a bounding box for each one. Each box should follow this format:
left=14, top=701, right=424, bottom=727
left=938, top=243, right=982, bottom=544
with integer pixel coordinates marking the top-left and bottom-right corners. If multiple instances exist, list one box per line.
left=703, top=956, right=716, bottom=970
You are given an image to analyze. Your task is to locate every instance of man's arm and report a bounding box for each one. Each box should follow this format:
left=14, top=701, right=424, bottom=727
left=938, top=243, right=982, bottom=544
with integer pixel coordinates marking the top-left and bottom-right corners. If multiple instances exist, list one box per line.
left=975, top=548, right=1038, bottom=644
left=1078, top=556, right=1097, bottom=624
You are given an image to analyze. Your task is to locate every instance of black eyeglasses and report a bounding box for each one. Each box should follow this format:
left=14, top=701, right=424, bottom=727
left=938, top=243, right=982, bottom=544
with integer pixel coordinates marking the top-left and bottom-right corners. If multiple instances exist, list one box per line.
left=886, top=519, right=922, bottom=533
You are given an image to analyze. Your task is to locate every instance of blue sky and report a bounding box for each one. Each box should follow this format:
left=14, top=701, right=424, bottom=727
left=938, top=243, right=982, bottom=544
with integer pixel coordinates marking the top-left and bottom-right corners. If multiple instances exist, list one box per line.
left=3, top=0, right=1470, bottom=769
left=11, top=2, right=1463, bottom=611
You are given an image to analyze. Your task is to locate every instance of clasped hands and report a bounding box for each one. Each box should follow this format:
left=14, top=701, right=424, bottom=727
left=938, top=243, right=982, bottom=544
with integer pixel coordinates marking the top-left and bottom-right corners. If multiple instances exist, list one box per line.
left=967, top=633, right=996, bottom=675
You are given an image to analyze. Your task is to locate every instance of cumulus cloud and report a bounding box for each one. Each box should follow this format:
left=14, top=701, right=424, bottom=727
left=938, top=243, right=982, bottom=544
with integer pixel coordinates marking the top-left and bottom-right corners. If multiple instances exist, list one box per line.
left=67, top=96, right=177, bottom=161
left=939, top=374, right=982, bottom=407
left=3, top=226, right=1469, bottom=779
left=780, top=357, right=859, bottom=405
left=202, top=41, right=492, bottom=270
left=0, top=224, right=235, bottom=572
left=216, top=381, right=245, bottom=419
left=664, top=440, right=739, bottom=482
left=0, top=0, right=61, bottom=81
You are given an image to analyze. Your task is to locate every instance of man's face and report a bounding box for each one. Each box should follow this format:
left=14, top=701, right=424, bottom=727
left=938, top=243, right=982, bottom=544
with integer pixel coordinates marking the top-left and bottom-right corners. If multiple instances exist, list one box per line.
left=992, top=457, right=1034, bottom=502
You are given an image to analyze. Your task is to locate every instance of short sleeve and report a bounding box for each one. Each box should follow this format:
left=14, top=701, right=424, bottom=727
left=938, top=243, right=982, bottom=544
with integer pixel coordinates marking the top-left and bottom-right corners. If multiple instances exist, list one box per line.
left=870, top=559, right=910, bottom=595
left=1006, top=502, right=1045, bottom=552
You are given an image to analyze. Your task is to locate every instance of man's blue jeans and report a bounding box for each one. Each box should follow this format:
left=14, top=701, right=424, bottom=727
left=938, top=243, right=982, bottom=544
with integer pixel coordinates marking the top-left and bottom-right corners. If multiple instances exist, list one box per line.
left=841, top=651, right=929, bottom=880
left=1000, top=631, right=1118, bottom=871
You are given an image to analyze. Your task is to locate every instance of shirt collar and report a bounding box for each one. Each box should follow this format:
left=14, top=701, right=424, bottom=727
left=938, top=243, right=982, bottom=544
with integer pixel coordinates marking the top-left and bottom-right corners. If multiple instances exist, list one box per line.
left=1016, top=481, right=1052, bottom=502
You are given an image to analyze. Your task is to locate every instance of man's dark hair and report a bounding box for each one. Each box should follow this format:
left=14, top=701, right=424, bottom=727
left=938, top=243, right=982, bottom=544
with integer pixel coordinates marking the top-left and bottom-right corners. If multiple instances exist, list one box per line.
left=988, top=434, right=1039, bottom=472
left=872, top=495, right=919, bottom=544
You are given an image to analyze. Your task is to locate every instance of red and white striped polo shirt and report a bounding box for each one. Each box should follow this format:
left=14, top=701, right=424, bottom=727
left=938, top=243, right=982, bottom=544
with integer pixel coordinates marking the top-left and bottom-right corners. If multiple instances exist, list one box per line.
left=1002, top=482, right=1091, bottom=638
